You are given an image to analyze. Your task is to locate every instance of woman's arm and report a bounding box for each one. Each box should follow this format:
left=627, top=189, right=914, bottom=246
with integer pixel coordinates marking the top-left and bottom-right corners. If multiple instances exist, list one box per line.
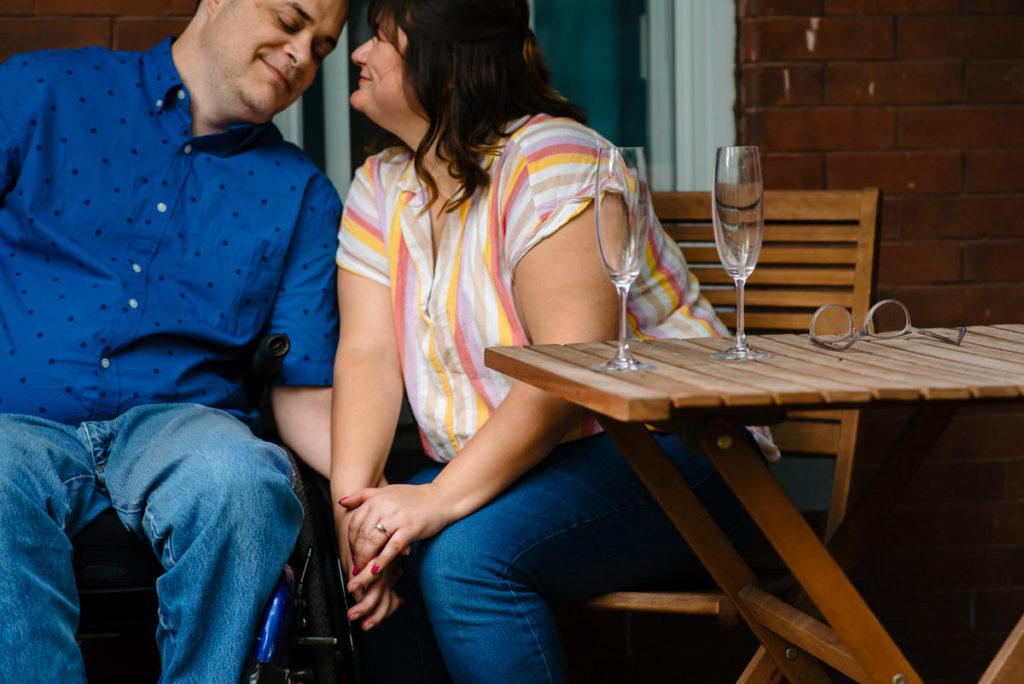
left=344, top=201, right=620, bottom=591
left=329, top=269, right=405, bottom=500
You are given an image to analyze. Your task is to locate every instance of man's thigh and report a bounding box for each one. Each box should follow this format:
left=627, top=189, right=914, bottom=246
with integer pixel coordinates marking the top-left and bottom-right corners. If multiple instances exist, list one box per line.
left=0, top=413, right=110, bottom=537
left=98, top=403, right=298, bottom=548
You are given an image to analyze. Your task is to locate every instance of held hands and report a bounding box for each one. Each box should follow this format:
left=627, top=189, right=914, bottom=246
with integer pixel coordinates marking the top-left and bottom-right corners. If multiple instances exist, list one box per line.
left=337, top=482, right=456, bottom=629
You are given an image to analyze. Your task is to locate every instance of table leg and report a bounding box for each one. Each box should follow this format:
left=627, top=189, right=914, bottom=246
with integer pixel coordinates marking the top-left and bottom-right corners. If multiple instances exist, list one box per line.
left=739, top=404, right=959, bottom=684
left=596, top=416, right=834, bottom=684
left=698, top=417, right=922, bottom=684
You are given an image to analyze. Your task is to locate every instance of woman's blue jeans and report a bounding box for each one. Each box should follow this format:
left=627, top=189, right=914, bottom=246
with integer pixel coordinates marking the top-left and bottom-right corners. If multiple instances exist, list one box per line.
left=0, top=404, right=302, bottom=683
left=361, top=431, right=755, bottom=684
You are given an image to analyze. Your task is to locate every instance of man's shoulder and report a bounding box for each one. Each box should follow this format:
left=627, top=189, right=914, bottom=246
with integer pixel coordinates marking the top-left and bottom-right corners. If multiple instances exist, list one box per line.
left=3, top=45, right=130, bottom=73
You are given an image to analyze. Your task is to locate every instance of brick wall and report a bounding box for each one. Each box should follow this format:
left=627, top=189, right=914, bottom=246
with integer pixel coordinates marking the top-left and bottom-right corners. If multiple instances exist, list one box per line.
left=0, top=0, right=194, bottom=64
left=740, top=2, right=1024, bottom=683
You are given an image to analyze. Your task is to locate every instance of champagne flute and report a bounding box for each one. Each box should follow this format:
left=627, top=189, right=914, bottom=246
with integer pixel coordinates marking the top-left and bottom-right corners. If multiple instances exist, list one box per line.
left=710, top=145, right=771, bottom=361
left=592, top=146, right=654, bottom=372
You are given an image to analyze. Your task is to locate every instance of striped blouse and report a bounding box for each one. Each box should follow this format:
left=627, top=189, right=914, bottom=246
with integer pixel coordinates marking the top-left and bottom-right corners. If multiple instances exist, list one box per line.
left=337, top=115, right=729, bottom=463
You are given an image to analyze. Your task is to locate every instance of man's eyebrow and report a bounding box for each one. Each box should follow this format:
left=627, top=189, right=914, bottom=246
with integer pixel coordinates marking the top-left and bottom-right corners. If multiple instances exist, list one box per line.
left=289, top=2, right=338, bottom=48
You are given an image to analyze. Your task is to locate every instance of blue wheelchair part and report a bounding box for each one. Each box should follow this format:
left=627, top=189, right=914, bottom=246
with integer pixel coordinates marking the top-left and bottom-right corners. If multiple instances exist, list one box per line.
left=253, top=564, right=296, bottom=667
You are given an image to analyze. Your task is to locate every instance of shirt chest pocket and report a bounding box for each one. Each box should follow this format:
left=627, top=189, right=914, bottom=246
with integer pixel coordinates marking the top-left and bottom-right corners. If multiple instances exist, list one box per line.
left=171, top=234, right=284, bottom=341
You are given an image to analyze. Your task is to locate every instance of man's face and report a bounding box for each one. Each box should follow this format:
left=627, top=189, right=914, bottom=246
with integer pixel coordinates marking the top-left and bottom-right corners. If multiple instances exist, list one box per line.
left=202, top=0, right=347, bottom=127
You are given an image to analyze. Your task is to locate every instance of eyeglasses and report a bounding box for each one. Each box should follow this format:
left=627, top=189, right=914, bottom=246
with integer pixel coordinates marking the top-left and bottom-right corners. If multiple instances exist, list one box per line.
left=808, top=299, right=967, bottom=352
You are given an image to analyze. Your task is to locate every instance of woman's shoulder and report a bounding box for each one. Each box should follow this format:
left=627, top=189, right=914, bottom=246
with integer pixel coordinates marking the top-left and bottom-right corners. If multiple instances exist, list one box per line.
left=352, top=147, right=415, bottom=192
left=503, top=115, right=605, bottom=159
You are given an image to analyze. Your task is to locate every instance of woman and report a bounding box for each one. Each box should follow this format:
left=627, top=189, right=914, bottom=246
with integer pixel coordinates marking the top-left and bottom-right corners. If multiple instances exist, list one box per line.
left=331, top=1, right=755, bottom=681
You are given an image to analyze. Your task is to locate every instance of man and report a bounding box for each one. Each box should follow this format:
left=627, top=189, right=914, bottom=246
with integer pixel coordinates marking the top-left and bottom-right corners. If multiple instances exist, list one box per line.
left=0, top=0, right=348, bottom=680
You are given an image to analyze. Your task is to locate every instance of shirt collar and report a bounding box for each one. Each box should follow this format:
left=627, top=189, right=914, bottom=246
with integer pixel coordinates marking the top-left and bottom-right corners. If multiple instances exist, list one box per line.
left=140, top=36, right=274, bottom=157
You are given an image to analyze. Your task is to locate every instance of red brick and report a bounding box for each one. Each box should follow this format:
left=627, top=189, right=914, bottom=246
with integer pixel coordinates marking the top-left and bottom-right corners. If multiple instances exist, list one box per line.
left=761, top=152, right=826, bottom=188
left=899, top=633, right=1009, bottom=684
left=171, top=0, right=197, bottom=16
left=743, top=64, right=825, bottom=106
left=966, top=151, right=1024, bottom=192
left=854, top=545, right=1013, bottom=594
left=899, top=195, right=1024, bottom=239
left=37, top=0, right=170, bottom=15
left=870, top=504, right=1018, bottom=549
left=900, top=16, right=1024, bottom=59
left=964, top=0, right=1024, bottom=11
left=0, top=18, right=110, bottom=62
left=964, top=240, right=1024, bottom=283
left=880, top=194, right=900, bottom=240
left=905, top=460, right=1007, bottom=505
left=828, top=152, right=962, bottom=195
left=826, top=0, right=959, bottom=13
left=929, top=406, right=1024, bottom=462
left=0, top=0, right=34, bottom=14
left=975, top=589, right=1024, bottom=633
left=739, top=0, right=824, bottom=16
left=1008, top=460, right=1024, bottom=500
left=881, top=283, right=1024, bottom=326
left=760, top=107, right=896, bottom=150
left=968, top=62, right=1024, bottom=104
left=899, top=107, right=1024, bottom=149
left=743, top=17, right=895, bottom=62
left=112, top=17, right=189, bottom=52
left=870, top=591, right=972, bottom=637
left=878, top=240, right=963, bottom=285
left=828, top=61, right=963, bottom=105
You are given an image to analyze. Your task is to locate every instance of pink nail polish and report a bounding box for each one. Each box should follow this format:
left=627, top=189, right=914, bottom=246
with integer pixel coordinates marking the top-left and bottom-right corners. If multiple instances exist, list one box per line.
left=371, top=564, right=379, bottom=575
left=338, top=496, right=348, bottom=504
left=352, top=565, right=360, bottom=576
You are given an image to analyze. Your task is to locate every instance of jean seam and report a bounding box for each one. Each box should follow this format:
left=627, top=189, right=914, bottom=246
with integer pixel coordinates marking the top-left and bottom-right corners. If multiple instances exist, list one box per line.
left=503, top=575, right=558, bottom=683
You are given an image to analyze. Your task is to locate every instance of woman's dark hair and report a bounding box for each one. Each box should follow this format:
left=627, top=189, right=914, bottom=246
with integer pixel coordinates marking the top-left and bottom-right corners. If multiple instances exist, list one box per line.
left=367, top=0, right=587, bottom=210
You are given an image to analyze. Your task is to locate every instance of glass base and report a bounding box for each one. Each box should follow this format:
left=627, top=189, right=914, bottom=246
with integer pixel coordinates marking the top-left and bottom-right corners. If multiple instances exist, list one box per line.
left=711, top=345, right=772, bottom=362
left=592, top=355, right=654, bottom=372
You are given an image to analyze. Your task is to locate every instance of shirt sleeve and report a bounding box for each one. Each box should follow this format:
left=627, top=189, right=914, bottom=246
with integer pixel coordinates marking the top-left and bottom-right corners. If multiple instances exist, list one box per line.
left=0, top=56, right=33, bottom=200
left=336, top=156, right=391, bottom=288
left=267, top=172, right=342, bottom=387
left=498, top=119, right=605, bottom=271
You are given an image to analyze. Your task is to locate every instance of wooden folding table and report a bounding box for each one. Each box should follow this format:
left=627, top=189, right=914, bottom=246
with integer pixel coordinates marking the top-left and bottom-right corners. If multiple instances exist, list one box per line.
left=485, top=324, right=1024, bottom=684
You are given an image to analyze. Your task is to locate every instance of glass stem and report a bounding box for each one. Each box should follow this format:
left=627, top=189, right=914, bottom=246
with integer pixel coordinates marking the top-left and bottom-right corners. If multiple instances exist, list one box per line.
left=734, top=277, right=748, bottom=350
left=616, top=283, right=630, bottom=359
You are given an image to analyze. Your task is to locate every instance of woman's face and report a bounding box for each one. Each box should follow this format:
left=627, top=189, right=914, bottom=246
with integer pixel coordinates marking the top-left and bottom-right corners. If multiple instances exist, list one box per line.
left=350, top=26, right=426, bottom=146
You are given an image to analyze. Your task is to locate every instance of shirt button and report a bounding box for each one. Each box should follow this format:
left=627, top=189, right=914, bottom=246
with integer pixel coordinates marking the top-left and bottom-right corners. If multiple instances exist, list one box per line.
left=133, top=263, right=142, bottom=273
left=129, top=298, right=139, bottom=309
left=183, top=144, right=192, bottom=155
left=177, top=90, right=186, bottom=100
left=101, top=358, right=110, bottom=369
left=156, top=98, right=163, bottom=108
left=157, top=202, right=167, bottom=213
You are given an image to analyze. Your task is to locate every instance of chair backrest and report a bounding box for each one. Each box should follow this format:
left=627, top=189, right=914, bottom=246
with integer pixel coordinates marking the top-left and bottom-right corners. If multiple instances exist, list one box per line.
left=653, top=188, right=882, bottom=537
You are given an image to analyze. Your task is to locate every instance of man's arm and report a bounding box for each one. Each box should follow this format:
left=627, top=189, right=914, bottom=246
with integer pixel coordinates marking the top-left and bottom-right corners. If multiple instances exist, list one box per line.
left=271, top=385, right=332, bottom=477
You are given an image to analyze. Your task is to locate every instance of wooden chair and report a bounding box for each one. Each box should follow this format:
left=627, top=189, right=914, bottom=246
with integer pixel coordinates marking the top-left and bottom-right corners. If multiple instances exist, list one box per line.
left=580, top=187, right=882, bottom=623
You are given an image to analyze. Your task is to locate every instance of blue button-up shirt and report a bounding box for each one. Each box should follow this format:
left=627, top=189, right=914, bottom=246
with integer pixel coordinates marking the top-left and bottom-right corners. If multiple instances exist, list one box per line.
left=0, top=39, right=341, bottom=429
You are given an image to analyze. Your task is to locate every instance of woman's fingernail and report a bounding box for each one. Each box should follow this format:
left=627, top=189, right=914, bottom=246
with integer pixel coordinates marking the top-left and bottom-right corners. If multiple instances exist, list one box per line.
left=352, top=565, right=360, bottom=576
left=338, top=497, right=348, bottom=504
left=371, top=564, right=379, bottom=575
left=398, top=597, right=406, bottom=606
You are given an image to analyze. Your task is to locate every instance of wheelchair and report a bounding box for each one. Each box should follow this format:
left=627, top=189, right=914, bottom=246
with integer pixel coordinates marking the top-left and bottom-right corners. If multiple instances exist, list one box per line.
left=71, top=334, right=363, bottom=684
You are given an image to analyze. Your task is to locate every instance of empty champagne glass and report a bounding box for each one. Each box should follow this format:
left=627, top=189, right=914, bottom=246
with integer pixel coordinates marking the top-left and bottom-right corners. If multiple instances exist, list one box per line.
left=592, top=146, right=654, bottom=372
left=711, top=145, right=771, bottom=361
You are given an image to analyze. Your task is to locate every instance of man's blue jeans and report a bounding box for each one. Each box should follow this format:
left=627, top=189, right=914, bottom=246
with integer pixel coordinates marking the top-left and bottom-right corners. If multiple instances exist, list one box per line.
left=0, top=403, right=302, bottom=683
left=361, top=431, right=755, bottom=684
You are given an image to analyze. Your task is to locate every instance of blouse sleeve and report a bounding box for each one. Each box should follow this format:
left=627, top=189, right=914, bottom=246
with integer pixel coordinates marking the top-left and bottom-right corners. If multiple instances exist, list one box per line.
left=497, top=119, right=606, bottom=271
left=336, top=156, right=391, bottom=288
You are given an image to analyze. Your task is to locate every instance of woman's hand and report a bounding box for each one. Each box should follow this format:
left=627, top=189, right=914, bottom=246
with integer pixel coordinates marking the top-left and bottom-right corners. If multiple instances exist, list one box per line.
left=339, top=482, right=456, bottom=594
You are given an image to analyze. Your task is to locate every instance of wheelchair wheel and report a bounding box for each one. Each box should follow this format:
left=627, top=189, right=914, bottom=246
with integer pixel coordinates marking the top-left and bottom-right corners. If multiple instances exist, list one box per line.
left=287, top=453, right=364, bottom=684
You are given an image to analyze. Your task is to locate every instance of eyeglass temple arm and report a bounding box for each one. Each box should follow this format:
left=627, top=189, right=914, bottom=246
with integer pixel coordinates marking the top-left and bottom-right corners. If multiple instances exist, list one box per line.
left=913, top=326, right=967, bottom=346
